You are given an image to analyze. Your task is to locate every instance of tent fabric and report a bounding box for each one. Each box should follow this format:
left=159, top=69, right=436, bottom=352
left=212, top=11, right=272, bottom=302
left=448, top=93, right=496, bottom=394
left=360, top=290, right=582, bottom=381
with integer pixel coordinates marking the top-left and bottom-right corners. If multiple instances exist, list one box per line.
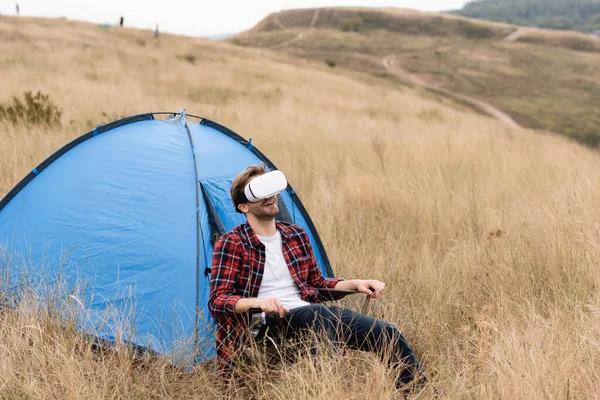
left=0, top=112, right=334, bottom=364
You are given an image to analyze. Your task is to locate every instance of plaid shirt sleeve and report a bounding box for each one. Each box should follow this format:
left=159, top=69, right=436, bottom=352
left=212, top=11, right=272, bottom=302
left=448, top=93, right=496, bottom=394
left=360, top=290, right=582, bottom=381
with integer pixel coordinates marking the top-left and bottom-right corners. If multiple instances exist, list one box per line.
left=302, top=230, right=342, bottom=289
left=208, top=235, right=243, bottom=318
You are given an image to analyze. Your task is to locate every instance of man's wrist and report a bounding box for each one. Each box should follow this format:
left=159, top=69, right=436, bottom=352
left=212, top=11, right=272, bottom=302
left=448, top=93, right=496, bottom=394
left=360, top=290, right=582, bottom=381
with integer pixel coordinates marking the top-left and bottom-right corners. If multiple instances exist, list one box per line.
left=251, top=298, right=261, bottom=310
left=334, top=279, right=360, bottom=290
left=234, top=297, right=257, bottom=313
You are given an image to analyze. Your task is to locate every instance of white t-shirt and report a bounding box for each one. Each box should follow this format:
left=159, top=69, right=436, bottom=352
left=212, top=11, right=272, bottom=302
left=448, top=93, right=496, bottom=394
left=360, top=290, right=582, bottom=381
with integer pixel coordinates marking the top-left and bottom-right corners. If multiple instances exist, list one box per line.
left=255, top=230, right=310, bottom=310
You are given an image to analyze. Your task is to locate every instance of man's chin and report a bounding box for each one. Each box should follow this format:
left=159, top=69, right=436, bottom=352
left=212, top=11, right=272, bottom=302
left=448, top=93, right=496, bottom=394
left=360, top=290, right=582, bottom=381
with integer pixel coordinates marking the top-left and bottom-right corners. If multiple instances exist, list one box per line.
left=256, top=208, right=279, bottom=220
left=255, top=214, right=277, bottom=222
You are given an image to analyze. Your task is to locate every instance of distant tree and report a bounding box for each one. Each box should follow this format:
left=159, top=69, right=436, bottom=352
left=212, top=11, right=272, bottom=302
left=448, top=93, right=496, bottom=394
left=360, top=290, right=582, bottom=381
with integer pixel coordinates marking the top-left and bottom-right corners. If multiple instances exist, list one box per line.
left=450, top=0, right=600, bottom=32
left=340, top=17, right=364, bottom=32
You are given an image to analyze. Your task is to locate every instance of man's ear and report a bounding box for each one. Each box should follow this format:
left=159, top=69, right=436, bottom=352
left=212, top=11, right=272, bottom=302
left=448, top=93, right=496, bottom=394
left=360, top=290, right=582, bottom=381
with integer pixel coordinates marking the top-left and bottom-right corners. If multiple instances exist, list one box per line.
left=238, top=203, right=249, bottom=214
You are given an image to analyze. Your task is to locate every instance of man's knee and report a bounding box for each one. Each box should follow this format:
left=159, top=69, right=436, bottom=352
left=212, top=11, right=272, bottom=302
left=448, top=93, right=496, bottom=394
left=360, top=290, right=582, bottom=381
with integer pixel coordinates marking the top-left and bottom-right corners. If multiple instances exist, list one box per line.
left=378, top=322, right=411, bottom=347
left=358, top=319, right=406, bottom=348
left=354, top=315, right=394, bottom=335
left=382, top=321, right=400, bottom=338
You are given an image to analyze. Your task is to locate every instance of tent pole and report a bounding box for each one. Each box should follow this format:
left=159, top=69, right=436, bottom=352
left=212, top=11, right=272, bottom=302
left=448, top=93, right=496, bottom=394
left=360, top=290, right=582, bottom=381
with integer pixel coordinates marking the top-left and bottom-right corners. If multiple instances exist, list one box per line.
left=183, top=114, right=205, bottom=355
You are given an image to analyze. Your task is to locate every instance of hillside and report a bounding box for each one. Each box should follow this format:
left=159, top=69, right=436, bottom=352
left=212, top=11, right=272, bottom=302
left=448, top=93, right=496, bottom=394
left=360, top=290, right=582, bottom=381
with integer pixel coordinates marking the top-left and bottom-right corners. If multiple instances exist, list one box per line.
left=231, top=7, right=600, bottom=146
left=451, top=0, right=600, bottom=33
left=2, top=14, right=600, bottom=399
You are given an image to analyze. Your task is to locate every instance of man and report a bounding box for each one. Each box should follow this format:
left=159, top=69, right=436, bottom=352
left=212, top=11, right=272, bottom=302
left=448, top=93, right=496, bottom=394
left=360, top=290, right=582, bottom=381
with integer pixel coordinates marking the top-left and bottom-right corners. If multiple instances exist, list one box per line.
left=208, top=165, right=425, bottom=388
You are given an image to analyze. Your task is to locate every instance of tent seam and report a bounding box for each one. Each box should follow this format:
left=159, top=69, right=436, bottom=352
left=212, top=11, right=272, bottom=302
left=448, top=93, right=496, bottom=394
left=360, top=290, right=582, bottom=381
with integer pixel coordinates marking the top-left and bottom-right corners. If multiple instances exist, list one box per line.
left=183, top=118, right=205, bottom=354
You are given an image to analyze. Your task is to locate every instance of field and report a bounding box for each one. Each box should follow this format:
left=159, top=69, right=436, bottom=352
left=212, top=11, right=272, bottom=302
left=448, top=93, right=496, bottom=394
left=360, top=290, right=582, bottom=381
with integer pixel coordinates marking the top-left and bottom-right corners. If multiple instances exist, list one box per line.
left=232, top=8, right=600, bottom=146
left=2, top=14, right=600, bottom=399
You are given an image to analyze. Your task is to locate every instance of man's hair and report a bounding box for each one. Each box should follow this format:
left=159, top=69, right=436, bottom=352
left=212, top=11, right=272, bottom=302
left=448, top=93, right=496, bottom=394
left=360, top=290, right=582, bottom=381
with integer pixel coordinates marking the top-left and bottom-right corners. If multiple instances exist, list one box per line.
left=230, top=164, right=267, bottom=213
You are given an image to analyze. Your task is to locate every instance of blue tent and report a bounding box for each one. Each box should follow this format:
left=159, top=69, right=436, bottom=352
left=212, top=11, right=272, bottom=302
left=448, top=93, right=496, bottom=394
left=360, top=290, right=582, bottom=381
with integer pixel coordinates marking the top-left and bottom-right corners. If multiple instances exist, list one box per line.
left=0, top=111, right=334, bottom=363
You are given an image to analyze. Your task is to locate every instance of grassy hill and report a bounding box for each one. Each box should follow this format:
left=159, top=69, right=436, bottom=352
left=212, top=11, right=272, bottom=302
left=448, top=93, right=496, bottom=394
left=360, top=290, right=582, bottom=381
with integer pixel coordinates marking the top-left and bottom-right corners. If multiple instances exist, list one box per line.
left=2, top=14, right=600, bottom=399
left=231, top=7, right=600, bottom=146
left=451, top=0, right=600, bottom=33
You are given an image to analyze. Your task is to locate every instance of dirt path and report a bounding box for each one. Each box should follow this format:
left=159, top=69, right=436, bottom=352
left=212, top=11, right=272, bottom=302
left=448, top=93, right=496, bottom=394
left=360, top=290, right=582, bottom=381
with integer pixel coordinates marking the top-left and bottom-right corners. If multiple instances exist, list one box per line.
left=382, top=55, right=429, bottom=86
left=270, top=10, right=316, bottom=48
left=503, top=28, right=525, bottom=43
left=272, top=31, right=306, bottom=49
left=382, top=55, right=520, bottom=128
left=310, top=9, right=320, bottom=28
left=265, top=16, right=519, bottom=129
left=272, top=13, right=286, bottom=30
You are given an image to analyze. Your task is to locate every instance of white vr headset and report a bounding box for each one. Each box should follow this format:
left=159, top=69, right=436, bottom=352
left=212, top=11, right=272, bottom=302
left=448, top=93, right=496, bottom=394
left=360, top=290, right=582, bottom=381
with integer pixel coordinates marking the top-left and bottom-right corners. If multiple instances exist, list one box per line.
left=244, top=170, right=288, bottom=203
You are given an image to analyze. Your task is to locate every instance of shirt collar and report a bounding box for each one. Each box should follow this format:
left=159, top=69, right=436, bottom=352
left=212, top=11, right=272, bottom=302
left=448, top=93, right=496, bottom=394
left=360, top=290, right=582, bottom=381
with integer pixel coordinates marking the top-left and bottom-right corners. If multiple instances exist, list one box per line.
left=242, top=220, right=291, bottom=248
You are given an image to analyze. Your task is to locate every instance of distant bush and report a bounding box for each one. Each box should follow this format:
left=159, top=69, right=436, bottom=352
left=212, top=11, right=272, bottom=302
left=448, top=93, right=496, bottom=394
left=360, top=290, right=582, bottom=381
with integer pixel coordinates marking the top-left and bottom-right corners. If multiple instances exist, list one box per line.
left=418, top=108, right=445, bottom=123
left=519, top=34, right=600, bottom=53
left=177, top=54, right=196, bottom=65
left=561, top=36, right=600, bottom=52
left=340, top=17, right=364, bottom=32
left=573, top=133, right=600, bottom=148
left=101, top=111, right=129, bottom=122
left=325, top=59, right=336, bottom=68
left=455, top=21, right=496, bottom=39
left=0, top=91, right=62, bottom=126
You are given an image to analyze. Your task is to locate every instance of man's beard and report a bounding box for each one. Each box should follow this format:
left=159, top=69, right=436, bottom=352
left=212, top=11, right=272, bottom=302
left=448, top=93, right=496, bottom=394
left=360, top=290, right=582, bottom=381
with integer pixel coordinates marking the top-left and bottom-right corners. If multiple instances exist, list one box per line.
left=248, top=198, right=279, bottom=220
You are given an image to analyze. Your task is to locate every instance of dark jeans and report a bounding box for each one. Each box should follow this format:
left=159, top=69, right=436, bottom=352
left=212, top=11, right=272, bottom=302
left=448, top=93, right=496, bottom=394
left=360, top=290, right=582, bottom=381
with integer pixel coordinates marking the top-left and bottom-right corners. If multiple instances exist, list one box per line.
left=257, top=304, right=426, bottom=387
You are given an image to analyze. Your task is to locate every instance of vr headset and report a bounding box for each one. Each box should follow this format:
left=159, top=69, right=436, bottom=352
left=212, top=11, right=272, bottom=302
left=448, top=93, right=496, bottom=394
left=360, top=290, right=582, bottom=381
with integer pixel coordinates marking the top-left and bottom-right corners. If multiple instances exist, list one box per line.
left=244, top=170, right=288, bottom=203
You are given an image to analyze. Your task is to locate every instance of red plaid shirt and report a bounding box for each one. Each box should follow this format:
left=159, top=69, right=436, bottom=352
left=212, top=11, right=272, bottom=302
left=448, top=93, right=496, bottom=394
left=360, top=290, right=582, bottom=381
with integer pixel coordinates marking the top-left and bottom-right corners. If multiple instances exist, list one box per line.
left=208, top=221, right=341, bottom=376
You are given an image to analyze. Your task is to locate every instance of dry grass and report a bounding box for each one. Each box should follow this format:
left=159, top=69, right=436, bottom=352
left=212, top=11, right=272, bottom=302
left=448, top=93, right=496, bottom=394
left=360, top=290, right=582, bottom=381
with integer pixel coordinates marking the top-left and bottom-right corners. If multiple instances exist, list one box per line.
left=2, top=15, right=600, bottom=399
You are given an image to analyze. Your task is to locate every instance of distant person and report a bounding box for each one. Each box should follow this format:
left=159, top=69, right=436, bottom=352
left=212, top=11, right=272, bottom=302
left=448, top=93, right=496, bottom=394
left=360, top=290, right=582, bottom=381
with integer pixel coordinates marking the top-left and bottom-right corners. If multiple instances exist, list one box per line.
left=119, top=16, right=124, bottom=27
left=16, top=3, right=19, bottom=15
left=155, top=23, right=159, bottom=38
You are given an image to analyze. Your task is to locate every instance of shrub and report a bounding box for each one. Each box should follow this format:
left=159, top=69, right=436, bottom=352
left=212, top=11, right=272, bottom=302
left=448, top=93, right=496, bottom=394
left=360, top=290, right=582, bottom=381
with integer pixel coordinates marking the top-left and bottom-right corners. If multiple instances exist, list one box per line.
left=177, top=54, right=196, bottom=65
left=418, top=108, right=445, bottom=123
left=561, top=37, right=599, bottom=52
left=325, top=59, right=336, bottom=68
left=340, top=17, right=364, bottom=32
left=0, top=91, right=62, bottom=126
left=455, top=20, right=496, bottom=39
left=101, top=111, right=129, bottom=122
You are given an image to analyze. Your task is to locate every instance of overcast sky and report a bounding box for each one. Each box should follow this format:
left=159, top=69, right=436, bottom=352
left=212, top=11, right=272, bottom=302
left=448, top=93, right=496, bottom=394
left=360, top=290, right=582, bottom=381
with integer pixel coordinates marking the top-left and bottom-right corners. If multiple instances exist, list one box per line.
left=3, top=1, right=471, bottom=37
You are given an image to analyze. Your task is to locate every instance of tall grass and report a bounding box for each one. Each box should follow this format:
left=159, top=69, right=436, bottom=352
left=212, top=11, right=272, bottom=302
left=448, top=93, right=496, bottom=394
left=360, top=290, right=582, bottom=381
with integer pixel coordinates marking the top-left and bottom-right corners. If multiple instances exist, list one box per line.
left=1, top=15, right=600, bottom=398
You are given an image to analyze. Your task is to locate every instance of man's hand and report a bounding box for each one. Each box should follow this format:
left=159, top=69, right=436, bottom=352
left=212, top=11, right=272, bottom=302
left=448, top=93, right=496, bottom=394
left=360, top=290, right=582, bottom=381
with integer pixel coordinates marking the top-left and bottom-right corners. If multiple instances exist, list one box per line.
left=235, top=297, right=289, bottom=317
left=255, top=297, right=289, bottom=317
left=355, top=280, right=386, bottom=299
left=336, top=279, right=386, bottom=299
